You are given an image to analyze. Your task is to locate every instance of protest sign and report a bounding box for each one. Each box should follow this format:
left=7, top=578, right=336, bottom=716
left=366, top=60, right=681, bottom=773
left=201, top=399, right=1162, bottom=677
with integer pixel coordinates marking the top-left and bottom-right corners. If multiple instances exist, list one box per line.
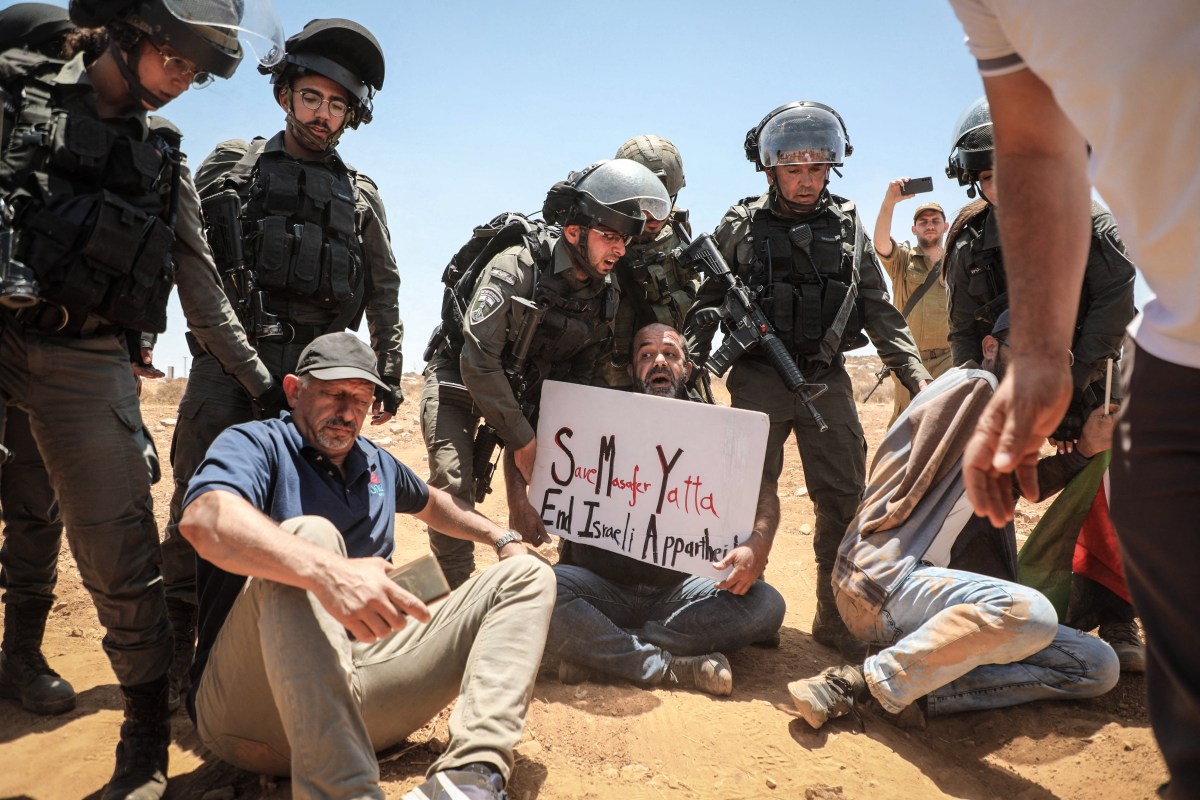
left=529, top=380, right=769, bottom=580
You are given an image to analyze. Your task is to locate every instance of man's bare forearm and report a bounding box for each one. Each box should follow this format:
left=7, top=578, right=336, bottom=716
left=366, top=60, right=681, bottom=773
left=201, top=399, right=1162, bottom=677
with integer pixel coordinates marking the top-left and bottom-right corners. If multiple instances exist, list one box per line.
left=412, top=485, right=509, bottom=548
left=751, top=481, right=780, bottom=550
left=985, top=70, right=1092, bottom=363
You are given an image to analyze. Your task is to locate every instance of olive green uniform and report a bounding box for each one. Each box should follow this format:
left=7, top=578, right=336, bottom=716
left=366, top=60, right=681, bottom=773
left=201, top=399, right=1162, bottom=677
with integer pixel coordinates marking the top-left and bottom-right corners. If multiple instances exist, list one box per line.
left=422, top=240, right=613, bottom=587
left=160, top=132, right=404, bottom=604
left=0, top=53, right=273, bottom=687
left=945, top=202, right=1135, bottom=414
left=878, top=238, right=952, bottom=423
left=595, top=215, right=698, bottom=389
left=697, top=190, right=929, bottom=650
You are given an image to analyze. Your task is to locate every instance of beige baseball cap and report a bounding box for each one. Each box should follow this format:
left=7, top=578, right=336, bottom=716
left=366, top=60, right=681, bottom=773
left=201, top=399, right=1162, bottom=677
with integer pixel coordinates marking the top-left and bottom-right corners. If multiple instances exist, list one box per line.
left=913, top=202, right=945, bottom=222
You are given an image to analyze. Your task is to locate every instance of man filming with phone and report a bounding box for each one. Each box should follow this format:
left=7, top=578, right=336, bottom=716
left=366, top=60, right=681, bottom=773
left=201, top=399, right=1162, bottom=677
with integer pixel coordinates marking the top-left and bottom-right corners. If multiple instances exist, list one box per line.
left=873, top=178, right=952, bottom=424
left=177, top=332, right=553, bottom=800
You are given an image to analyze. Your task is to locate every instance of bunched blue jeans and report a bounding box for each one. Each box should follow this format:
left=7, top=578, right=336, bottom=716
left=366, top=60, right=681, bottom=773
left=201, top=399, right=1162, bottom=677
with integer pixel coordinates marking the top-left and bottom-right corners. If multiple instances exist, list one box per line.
left=545, top=564, right=786, bottom=684
left=838, top=565, right=1119, bottom=715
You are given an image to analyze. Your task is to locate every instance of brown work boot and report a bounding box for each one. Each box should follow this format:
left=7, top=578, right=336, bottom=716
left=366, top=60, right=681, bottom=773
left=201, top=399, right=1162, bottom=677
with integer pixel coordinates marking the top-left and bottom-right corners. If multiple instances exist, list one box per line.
left=101, top=676, right=170, bottom=800
left=787, top=664, right=867, bottom=729
left=0, top=599, right=77, bottom=715
left=666, top=652, right=733, bottom=696
left=1099, top=622, right=1146, bottom=673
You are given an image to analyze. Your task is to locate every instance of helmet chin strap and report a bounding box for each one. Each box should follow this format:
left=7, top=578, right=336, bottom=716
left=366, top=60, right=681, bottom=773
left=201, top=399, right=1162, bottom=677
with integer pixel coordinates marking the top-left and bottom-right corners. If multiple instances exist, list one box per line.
left=565, top=228, right=605, bottom=281
left=769, top=171, right=831, bottom=218
left=110, top=39, right=170, bottom=110
left=282, top=87, right=346, bottom=154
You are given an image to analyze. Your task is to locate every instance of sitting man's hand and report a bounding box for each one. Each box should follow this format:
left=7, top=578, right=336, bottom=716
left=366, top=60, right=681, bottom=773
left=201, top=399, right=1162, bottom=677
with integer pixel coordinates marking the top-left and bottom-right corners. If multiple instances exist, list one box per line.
left=507, top=494, right=551, bottom=547
left=712, top=532, right=769, bottom=596
left=313, top=556, right=431, bottom=644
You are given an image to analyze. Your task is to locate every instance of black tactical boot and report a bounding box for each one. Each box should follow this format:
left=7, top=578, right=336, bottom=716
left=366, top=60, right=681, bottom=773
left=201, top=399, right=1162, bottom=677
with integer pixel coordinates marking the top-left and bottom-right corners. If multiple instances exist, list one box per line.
left=0, top=599, right=77, bottom=715
left=811, top=570, right=869, bottom=662
left=102, top=675, right=170, bottom=800
left=165, top=597, right=196, bottom=712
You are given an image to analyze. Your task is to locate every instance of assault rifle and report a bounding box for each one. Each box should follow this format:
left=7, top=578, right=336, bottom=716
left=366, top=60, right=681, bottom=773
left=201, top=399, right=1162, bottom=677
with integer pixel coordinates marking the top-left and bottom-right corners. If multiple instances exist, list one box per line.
left=680, top=232, right=829, bottom=432
left=201, top=189, right=285, bottom=340
left=471, top=296, right=547, bottom=502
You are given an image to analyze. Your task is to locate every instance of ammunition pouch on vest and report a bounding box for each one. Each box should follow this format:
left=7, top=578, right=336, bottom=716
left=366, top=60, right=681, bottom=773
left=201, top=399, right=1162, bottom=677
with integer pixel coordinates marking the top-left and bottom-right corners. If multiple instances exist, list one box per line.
left=1, top=52, right=181, bottom=334
left=242, top=153, right=362, bottom=310
left=524, top=265, right=614, bottom=367
left=747, top=201, right=867, bottom=362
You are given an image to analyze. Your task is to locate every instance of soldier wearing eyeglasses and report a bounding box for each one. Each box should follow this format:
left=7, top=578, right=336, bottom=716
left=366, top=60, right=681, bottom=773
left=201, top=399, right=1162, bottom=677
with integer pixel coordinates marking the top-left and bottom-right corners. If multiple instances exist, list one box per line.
left=158, top=18, right=405, bottom=712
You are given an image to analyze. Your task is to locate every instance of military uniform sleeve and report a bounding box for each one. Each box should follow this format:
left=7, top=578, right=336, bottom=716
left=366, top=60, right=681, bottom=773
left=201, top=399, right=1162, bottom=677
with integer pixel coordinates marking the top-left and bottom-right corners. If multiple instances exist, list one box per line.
left=192, top=139, right=250, bottom=199
left=876, top=238, right=911, bottom=288
left=944, top=238, right=985, bottom=367
left=1071, top=210, right=1137, bottom=390
left=858, top=234, right=930, bottom=392
left=460, top=250, right=537, bottom=448
left=171, top=162, right=274, bottom=398
left=355, top=174, right=404, bottom=381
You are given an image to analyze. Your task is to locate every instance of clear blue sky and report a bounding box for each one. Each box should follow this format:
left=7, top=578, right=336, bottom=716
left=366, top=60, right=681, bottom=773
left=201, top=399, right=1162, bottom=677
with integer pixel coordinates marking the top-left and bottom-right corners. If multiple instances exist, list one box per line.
left=40, top=0, right=1149, bottom=375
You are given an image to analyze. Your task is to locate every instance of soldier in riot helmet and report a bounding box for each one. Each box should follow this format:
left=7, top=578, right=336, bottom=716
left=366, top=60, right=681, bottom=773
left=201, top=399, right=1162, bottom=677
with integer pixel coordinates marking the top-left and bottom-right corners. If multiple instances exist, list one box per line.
left=594, top=135, right=702, bottom=390
left=0, top=0, right=284, bottom=796
left=691, top=101, right=931, bottom=661
left=943, top=96, right=1140, bottom=664
left=943, top=96, right=1135, bottom=446
left=422, top=158, right=672, bottom=587
left=157, top=17, right=405, bottom=711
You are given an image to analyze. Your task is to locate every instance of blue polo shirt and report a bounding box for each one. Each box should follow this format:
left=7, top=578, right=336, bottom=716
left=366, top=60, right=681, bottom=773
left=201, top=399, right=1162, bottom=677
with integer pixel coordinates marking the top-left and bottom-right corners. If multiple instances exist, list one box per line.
left=184, top=413, right=429, bottom=718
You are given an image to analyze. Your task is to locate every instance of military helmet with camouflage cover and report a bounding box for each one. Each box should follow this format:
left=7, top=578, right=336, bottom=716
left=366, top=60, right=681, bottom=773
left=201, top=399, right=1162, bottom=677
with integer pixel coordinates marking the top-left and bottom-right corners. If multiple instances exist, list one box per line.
left=616, top=135, right=686, bottom=199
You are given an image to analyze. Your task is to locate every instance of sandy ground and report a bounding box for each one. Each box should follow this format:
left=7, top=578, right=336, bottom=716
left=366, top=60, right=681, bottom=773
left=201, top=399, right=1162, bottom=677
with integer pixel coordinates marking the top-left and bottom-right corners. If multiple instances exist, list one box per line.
left=0, top=357, right=1168, bottom=799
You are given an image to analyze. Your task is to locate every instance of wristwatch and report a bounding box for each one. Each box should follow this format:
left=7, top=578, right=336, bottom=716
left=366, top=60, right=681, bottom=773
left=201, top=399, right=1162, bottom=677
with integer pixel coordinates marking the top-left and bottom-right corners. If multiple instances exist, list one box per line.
left=493, top=530, right=523, bottom=552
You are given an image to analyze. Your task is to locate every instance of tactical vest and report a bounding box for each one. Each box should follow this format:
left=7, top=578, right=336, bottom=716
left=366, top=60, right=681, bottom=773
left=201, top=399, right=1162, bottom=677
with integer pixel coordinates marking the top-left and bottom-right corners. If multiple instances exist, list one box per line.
left=951, top=209, right=1007, bottom=325
left=744, top=197, right=867, bottom=359
left=0, top=52, right=181, bottom=334
left=524, top=259, right=614, bottom=373
left=214, top=139, right=364, bottom=315
left=611, top=222, right=696, bottom=361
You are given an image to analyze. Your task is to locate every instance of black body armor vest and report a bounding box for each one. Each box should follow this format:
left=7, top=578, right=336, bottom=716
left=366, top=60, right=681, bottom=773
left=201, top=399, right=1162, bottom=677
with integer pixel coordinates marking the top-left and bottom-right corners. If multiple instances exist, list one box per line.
left=745, top=198, right=867, bottom=359
left=525, top=264, right=614, bottom=370
left=241, top=152, right=362, bottom=311
left=1, top=52, right=181, bottom=334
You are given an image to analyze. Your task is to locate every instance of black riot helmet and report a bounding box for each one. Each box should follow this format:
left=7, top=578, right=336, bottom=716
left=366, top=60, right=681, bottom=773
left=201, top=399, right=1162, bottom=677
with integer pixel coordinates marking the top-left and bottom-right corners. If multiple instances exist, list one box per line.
left=543, top=159, right=673, bottom=238
left=946, top=96, right=994, bottom=191
left=745, top=101, right=853, bottom=172
left=261, top=18, right=385, bottom=129
left=69, top=0, right=284, bottom=108
left=0, top=3, right=74, bottom=55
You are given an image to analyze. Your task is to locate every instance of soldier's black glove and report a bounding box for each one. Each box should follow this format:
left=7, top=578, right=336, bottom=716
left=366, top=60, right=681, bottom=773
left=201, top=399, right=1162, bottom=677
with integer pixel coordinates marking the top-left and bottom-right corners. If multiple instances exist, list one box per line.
left=691, top=306, right=725, bottom=330
left=1051, top=390, right=1086, bottom=444
left=253, top=383, right=289, bottom=421
left=375, top=378, right=404, bottom=415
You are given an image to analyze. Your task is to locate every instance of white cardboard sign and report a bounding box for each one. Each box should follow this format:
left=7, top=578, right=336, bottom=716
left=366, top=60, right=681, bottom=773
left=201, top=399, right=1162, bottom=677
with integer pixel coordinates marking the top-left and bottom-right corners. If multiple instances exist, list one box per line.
left=529, top=380, right=769, bottom=580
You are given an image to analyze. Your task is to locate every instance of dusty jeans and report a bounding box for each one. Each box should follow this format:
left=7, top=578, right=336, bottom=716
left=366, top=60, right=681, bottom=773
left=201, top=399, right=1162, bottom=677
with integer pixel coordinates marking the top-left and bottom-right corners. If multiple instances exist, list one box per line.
left=838, top=565, right=1119, bottom=715
left=195, top=516, right=555, bottom=800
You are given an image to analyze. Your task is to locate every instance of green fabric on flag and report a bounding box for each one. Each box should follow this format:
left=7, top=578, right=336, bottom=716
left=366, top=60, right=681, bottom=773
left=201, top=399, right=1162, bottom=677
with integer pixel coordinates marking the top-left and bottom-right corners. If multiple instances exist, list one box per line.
left=1016, top=451, right=1112, bottom=622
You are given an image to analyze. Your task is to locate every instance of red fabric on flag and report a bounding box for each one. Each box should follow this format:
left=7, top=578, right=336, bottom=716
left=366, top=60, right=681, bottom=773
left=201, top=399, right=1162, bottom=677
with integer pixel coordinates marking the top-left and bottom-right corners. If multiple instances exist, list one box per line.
left=1072, top=476, right=1131, bottom=604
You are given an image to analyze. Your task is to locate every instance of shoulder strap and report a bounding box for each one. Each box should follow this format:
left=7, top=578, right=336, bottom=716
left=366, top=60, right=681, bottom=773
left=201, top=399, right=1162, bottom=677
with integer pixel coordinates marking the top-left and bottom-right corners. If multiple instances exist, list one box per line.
left=901, top=261, right=941, bottom=318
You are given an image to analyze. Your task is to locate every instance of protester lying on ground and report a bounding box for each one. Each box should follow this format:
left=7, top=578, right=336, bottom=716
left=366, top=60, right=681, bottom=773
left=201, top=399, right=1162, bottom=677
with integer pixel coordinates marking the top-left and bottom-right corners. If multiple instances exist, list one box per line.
left=786, top=311, right=1119, bottom=730
left=179, top=333, right=554, bottom=800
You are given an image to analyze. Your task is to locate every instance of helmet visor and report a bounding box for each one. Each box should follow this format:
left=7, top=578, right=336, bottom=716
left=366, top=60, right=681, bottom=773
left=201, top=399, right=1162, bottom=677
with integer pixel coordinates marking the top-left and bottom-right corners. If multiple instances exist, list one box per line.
left=758, top=107, right=847, bottom=168
left=163, top=0, right=284, bottom=67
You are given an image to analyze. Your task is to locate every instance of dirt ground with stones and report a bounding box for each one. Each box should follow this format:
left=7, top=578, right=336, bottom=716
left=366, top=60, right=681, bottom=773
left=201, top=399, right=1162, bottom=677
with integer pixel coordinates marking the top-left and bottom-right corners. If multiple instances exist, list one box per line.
left=0, top=356, right=1168, bottom=799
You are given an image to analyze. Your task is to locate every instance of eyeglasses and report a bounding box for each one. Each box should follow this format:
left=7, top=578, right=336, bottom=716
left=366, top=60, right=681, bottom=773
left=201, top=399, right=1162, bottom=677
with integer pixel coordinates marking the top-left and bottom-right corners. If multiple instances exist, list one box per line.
left=589, top=228, right=631, bottom=246
left=296, top=89, right=349, bottom=118
left=150, top=42, right=212, bottom=88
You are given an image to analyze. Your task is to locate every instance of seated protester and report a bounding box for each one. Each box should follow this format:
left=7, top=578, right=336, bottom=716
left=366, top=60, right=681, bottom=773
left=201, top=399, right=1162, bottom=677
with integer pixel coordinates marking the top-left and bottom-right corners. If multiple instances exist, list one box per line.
left=178, top=333, right=554, bottom=800
left=538, top=323, right=786, bottom=696
left=786, top=311, right=1119, bottom=729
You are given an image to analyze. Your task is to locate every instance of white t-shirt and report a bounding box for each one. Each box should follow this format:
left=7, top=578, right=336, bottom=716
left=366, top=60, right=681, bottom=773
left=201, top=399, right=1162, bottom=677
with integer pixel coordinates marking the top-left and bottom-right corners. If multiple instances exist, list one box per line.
left=949, top=0, right=1200, bottom=368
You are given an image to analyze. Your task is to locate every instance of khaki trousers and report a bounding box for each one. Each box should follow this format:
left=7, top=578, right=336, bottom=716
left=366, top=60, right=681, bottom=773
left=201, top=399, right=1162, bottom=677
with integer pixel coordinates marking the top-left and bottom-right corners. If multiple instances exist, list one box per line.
left=195, top=516, right=554, bottom=800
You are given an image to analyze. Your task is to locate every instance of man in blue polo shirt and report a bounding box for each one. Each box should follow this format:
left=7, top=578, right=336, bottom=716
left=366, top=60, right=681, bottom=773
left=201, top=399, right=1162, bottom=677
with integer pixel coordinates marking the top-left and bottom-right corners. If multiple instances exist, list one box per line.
left=178, top=332, right=553, bottom=800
